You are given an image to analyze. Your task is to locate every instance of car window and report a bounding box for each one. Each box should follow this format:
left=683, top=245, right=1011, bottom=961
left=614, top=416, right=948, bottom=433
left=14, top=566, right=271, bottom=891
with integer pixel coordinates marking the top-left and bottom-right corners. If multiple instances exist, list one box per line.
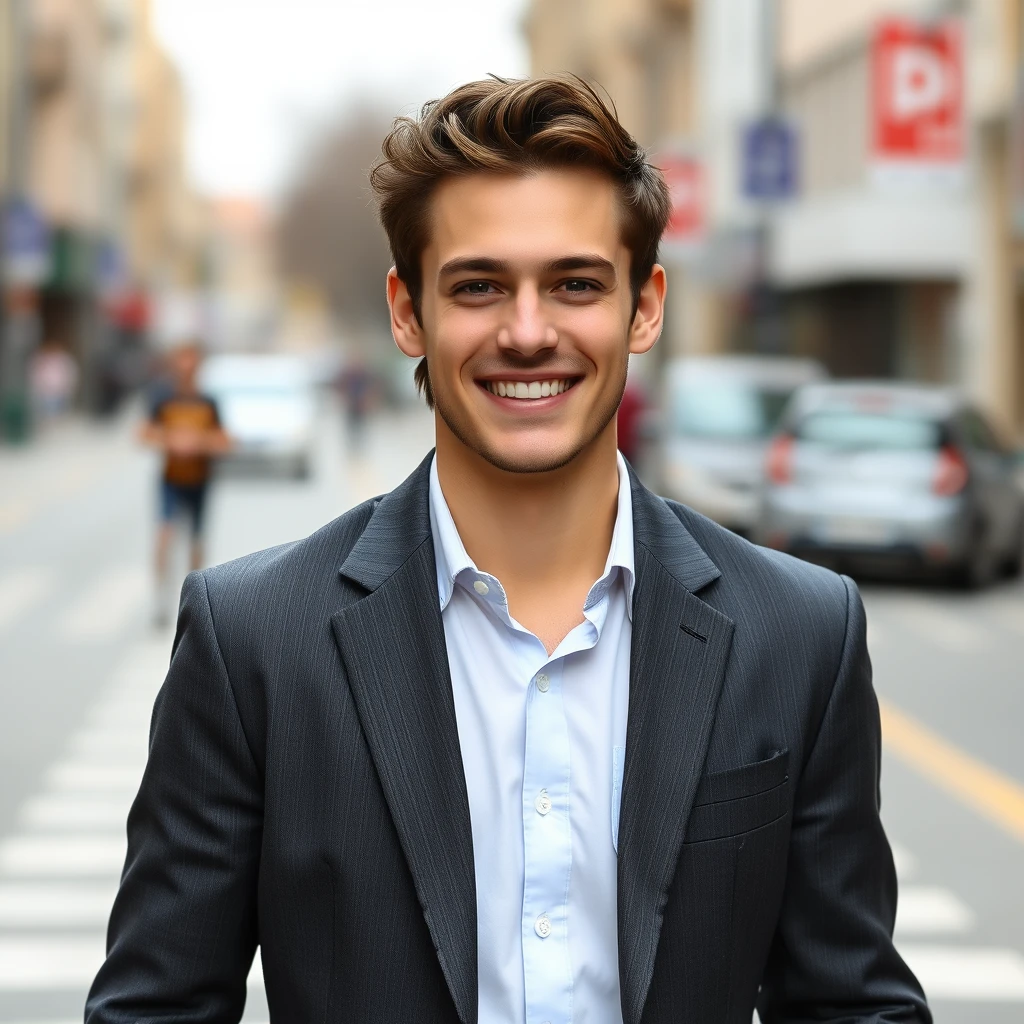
left=672, top=381, right=793, bottom=440
left=796, top=411, right=941, bottom=450
left=959, top=410, right=1003, bottom=453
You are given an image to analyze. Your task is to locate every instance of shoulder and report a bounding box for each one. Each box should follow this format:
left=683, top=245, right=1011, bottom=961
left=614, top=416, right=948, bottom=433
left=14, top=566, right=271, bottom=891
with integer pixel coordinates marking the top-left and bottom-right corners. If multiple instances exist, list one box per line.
left=199, top=496, right=379, bottom=628
left=663, top=497, right=853, bottom=649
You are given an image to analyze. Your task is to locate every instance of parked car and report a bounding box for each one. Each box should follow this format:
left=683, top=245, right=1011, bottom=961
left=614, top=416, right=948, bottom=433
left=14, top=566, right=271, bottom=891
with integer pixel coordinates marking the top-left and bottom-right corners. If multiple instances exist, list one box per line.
left=199, top=354, right=317, bottom=479
left=658, top=355, right=827, bottom=534
left=756, top=382, right=1024, bottom=586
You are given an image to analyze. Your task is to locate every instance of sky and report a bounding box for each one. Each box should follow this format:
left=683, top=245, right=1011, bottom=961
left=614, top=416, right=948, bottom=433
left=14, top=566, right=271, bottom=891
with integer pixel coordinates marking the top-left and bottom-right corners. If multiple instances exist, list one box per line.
left=152, top=0, right=530, bottom=200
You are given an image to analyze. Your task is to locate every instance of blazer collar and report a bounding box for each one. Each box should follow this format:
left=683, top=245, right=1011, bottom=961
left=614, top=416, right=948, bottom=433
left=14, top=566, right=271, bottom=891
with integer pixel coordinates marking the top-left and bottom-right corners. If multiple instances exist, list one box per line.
left=339, top=450, right=723, bottom=599
left=628, top=462, right=721, bottom=595
left=339, top=451, right=434, bottom=592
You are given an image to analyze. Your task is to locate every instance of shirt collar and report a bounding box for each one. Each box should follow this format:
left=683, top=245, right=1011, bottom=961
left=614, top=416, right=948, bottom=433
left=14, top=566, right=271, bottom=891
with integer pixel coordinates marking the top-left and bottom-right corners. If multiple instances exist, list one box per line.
left=428, top=451, right=636, bottom=620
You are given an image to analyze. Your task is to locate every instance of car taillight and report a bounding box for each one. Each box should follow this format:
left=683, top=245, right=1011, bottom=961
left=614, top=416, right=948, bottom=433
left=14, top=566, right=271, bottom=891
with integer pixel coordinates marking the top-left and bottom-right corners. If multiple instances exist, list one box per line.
left=933, top=445, right=969, bottom=496
left=766, top=435, right=795, bottom=485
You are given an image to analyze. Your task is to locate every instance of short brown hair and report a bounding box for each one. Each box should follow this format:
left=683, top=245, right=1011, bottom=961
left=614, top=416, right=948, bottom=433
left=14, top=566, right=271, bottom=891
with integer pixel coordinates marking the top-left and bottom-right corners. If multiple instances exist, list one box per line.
left=370, top=75, right=671, bottom=406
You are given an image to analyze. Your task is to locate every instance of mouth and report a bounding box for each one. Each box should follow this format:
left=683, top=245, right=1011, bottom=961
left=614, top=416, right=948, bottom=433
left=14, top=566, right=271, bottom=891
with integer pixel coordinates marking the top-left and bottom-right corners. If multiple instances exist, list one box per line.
left=479, top=377, right=582, bottom=400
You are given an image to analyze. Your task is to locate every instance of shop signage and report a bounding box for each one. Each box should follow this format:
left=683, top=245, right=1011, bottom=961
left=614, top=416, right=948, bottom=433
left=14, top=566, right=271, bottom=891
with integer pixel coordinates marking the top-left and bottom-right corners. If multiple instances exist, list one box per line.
left=658, top=153, right=705, bottom=255
left=870, top=17, right=965, bottom=186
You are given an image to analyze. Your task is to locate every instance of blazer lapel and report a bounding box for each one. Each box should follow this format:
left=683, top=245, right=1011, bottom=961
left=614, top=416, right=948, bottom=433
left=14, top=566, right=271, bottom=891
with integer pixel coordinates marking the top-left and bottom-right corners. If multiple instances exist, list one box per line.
left=617, top=480, right=735, bottom=1024
left=331, top=454, right=477, bottom=1024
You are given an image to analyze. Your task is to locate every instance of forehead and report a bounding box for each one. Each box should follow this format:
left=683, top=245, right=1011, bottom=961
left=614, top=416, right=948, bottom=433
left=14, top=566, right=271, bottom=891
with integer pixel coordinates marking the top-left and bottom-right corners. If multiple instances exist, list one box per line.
left=425, top=168, right=625, bottom=267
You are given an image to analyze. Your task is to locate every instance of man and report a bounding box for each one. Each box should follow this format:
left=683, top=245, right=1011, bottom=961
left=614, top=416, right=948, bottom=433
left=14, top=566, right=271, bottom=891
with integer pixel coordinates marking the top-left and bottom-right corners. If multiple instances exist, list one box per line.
left=89, top=77, right=929, bottom=1023
left=139, top=343, right=230, bottom=625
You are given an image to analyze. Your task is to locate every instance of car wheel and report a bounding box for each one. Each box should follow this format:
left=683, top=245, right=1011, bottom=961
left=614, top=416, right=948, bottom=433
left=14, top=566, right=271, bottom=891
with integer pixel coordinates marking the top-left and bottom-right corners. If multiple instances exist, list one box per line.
left=1001, top=516, right=1024, bottom=579
left=951, top=528, right=997, bottom=590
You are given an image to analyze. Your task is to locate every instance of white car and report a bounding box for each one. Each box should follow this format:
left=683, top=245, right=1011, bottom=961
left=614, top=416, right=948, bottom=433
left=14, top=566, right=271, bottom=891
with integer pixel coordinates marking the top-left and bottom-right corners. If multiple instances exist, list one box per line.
left=199, top=354, right=317, bottom=479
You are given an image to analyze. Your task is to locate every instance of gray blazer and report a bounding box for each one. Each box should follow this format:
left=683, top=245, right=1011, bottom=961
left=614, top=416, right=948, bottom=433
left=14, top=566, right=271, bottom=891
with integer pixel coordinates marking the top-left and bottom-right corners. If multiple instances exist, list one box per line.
left=87, top=453, right=930, bottom=1023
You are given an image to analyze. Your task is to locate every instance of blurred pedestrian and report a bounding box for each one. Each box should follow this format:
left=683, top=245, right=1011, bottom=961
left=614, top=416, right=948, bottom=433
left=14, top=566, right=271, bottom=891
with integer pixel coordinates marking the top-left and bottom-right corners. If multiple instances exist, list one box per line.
left=336, top=354, right=376, bottom=452
left=138, top=342, right=230, bottom=626
left=29, top=339, right=78, bottom=424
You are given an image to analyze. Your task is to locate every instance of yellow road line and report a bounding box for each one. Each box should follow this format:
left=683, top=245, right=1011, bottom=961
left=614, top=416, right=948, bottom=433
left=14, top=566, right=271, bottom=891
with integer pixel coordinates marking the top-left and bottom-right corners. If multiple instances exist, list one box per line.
left=880, top=699, right=1024, bottom=845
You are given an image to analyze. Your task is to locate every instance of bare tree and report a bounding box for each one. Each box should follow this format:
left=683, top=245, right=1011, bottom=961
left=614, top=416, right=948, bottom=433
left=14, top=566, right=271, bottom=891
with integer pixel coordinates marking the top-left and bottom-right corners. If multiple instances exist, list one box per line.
left=276, top=109, right=394, bottom=331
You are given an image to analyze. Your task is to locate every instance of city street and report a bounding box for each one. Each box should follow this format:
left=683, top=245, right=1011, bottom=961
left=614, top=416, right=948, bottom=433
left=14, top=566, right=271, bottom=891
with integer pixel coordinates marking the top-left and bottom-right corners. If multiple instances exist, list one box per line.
left=0, top=399, right=1022, bottom=1023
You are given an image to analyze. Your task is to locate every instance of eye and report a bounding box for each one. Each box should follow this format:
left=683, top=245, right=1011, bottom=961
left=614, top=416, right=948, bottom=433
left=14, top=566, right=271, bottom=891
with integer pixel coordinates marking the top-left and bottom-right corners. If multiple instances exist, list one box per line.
left=559, top=279, right=599, bottom=295
left=455, top=281, right=498, bottom=296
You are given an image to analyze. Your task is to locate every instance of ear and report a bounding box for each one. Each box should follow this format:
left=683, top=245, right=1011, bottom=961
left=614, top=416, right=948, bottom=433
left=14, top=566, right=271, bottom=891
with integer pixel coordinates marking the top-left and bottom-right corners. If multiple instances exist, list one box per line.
left=628, top=264, right=666, bottom=355
left=387, top=268, right=425, bottom=358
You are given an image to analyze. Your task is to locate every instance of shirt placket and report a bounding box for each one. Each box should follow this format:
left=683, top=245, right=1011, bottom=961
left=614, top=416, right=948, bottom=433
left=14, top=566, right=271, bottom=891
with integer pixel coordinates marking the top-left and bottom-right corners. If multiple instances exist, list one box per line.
left=521, top=655, right=573, bottom=1024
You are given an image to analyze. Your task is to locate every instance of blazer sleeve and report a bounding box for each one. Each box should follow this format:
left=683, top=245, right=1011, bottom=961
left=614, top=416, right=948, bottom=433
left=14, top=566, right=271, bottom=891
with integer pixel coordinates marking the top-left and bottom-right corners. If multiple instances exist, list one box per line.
left=86, top=570, right=262, bottom=1022
left=756, top=575, right=931, bottom=1024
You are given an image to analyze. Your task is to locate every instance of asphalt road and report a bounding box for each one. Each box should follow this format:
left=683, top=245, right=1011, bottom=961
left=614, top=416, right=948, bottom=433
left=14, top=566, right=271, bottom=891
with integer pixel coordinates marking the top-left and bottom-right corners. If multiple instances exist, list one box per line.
left=0, top=398, right=1022, bottom=1023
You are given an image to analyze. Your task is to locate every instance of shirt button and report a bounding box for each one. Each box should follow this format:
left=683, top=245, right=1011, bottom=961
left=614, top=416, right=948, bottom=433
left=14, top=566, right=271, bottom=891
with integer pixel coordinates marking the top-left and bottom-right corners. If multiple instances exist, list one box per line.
left=473, top=579, right=489, bottom=595
left=534, top=913, right=552, bottom=938
left=535, top=673, right=550, bottom=693
left=535, top=789, right=552, bottom=815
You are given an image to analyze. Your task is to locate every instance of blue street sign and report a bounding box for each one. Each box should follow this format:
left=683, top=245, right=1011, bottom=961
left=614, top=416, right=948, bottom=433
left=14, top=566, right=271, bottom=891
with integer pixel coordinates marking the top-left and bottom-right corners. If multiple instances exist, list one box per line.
left=3, top=197, right=51, bottom=284
left=742, top=118, right=799, bottom=202
left=3, top=197, right=49, bottom=259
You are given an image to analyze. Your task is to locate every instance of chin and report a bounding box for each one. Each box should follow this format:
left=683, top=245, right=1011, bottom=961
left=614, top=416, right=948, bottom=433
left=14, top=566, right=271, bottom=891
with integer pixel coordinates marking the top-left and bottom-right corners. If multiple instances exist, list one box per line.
left=472, top=433, right=593, bottom=474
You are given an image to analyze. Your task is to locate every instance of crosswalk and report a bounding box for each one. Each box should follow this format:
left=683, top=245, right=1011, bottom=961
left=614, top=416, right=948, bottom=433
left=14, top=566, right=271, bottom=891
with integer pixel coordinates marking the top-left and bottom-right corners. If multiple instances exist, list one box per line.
left=0, top=637, right=266, bottom=1021
left=890, top=840, right=1024, bottom=1001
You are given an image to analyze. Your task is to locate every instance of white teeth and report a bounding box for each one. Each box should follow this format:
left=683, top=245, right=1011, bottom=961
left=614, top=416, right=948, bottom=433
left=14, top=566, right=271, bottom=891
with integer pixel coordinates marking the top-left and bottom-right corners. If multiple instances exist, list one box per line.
left=487, top=379, right=573, bottom=399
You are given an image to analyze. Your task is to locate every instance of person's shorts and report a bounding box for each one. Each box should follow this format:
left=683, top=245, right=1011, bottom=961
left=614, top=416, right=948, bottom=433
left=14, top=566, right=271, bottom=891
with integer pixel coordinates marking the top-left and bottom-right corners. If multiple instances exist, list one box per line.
left=159, top=480, right=209, bottom=535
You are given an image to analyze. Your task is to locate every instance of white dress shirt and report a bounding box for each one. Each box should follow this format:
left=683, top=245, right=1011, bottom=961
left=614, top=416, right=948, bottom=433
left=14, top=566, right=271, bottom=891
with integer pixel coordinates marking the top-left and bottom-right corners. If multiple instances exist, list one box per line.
left=429, top=453, right=634, bottom=1024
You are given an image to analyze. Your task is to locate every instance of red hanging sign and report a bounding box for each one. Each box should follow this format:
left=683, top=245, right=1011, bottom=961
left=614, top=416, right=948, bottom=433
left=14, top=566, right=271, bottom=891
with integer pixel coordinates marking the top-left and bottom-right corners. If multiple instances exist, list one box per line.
left=658, top=155, right=705, bottom=248
left=871, top=18, right=965, bottom=167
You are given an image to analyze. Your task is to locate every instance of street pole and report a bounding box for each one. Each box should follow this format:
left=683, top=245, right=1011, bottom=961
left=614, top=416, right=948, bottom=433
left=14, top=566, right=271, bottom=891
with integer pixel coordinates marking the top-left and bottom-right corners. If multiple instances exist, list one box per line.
left=751, top=0, right=783, bottom=356
left=1, top=0, right=40, bottom=442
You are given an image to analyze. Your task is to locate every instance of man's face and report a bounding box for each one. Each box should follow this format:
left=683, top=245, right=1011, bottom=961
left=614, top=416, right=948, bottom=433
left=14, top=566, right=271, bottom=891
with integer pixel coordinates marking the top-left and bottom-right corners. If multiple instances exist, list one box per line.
left=389, top=168, right=663, bottom=474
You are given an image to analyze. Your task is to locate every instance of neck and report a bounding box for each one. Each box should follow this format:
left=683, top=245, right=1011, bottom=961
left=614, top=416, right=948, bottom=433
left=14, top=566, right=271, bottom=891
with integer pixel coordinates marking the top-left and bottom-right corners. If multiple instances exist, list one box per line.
left=434, top=419, right=620, bottom=601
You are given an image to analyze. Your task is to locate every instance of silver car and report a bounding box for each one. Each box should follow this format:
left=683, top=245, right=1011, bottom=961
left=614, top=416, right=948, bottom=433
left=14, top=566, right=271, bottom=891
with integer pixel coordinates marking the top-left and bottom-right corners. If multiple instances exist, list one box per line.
left=658, top=355, right=826, bottom=535
left=756, top=383, right=1024, bottom=587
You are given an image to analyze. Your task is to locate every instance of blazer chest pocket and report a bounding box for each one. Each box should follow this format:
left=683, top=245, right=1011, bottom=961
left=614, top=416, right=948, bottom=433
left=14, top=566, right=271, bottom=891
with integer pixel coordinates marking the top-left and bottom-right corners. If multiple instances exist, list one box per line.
left=683, top=748, right=790, bottom=844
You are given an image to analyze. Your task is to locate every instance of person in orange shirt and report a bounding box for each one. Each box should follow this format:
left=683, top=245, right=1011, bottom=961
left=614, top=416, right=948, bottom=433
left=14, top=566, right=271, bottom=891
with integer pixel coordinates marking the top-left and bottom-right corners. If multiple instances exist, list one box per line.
left=140, top=343, right=231, bottom=625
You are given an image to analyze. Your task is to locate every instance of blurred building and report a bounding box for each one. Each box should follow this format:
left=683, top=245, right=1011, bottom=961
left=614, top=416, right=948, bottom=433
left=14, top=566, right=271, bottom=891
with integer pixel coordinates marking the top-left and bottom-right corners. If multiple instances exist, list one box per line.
left=528, top=0, right=1024, bottom=439
left=0, top=0, right=205, bottom=423
left=204, top=196, right=279, bottom=351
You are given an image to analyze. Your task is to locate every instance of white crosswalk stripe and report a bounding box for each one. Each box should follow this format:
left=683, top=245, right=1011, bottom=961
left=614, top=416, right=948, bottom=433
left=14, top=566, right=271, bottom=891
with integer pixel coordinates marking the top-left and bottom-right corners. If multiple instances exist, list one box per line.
left=899, top=945, right=1024, bottom=1001
left=57, top=566, right=148, bottom=642
left=895, top=886, right=975, bottom=936
left=0, top=566, right=55, bottom=631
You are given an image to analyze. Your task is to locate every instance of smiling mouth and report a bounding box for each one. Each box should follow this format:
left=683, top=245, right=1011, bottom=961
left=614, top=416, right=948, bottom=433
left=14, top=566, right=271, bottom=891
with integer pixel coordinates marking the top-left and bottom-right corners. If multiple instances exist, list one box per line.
left=480, top=377, right=581, bottom=400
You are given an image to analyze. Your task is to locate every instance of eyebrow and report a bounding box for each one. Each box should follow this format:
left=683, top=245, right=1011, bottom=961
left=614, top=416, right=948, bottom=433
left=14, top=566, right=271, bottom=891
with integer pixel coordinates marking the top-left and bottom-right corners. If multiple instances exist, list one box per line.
left=437, top=253, right=617, bottom=279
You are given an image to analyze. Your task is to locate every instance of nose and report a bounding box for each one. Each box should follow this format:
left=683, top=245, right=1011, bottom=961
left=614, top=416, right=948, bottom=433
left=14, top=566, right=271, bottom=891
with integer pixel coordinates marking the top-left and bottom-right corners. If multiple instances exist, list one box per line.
left=497, top=284, right=558, bottom=356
